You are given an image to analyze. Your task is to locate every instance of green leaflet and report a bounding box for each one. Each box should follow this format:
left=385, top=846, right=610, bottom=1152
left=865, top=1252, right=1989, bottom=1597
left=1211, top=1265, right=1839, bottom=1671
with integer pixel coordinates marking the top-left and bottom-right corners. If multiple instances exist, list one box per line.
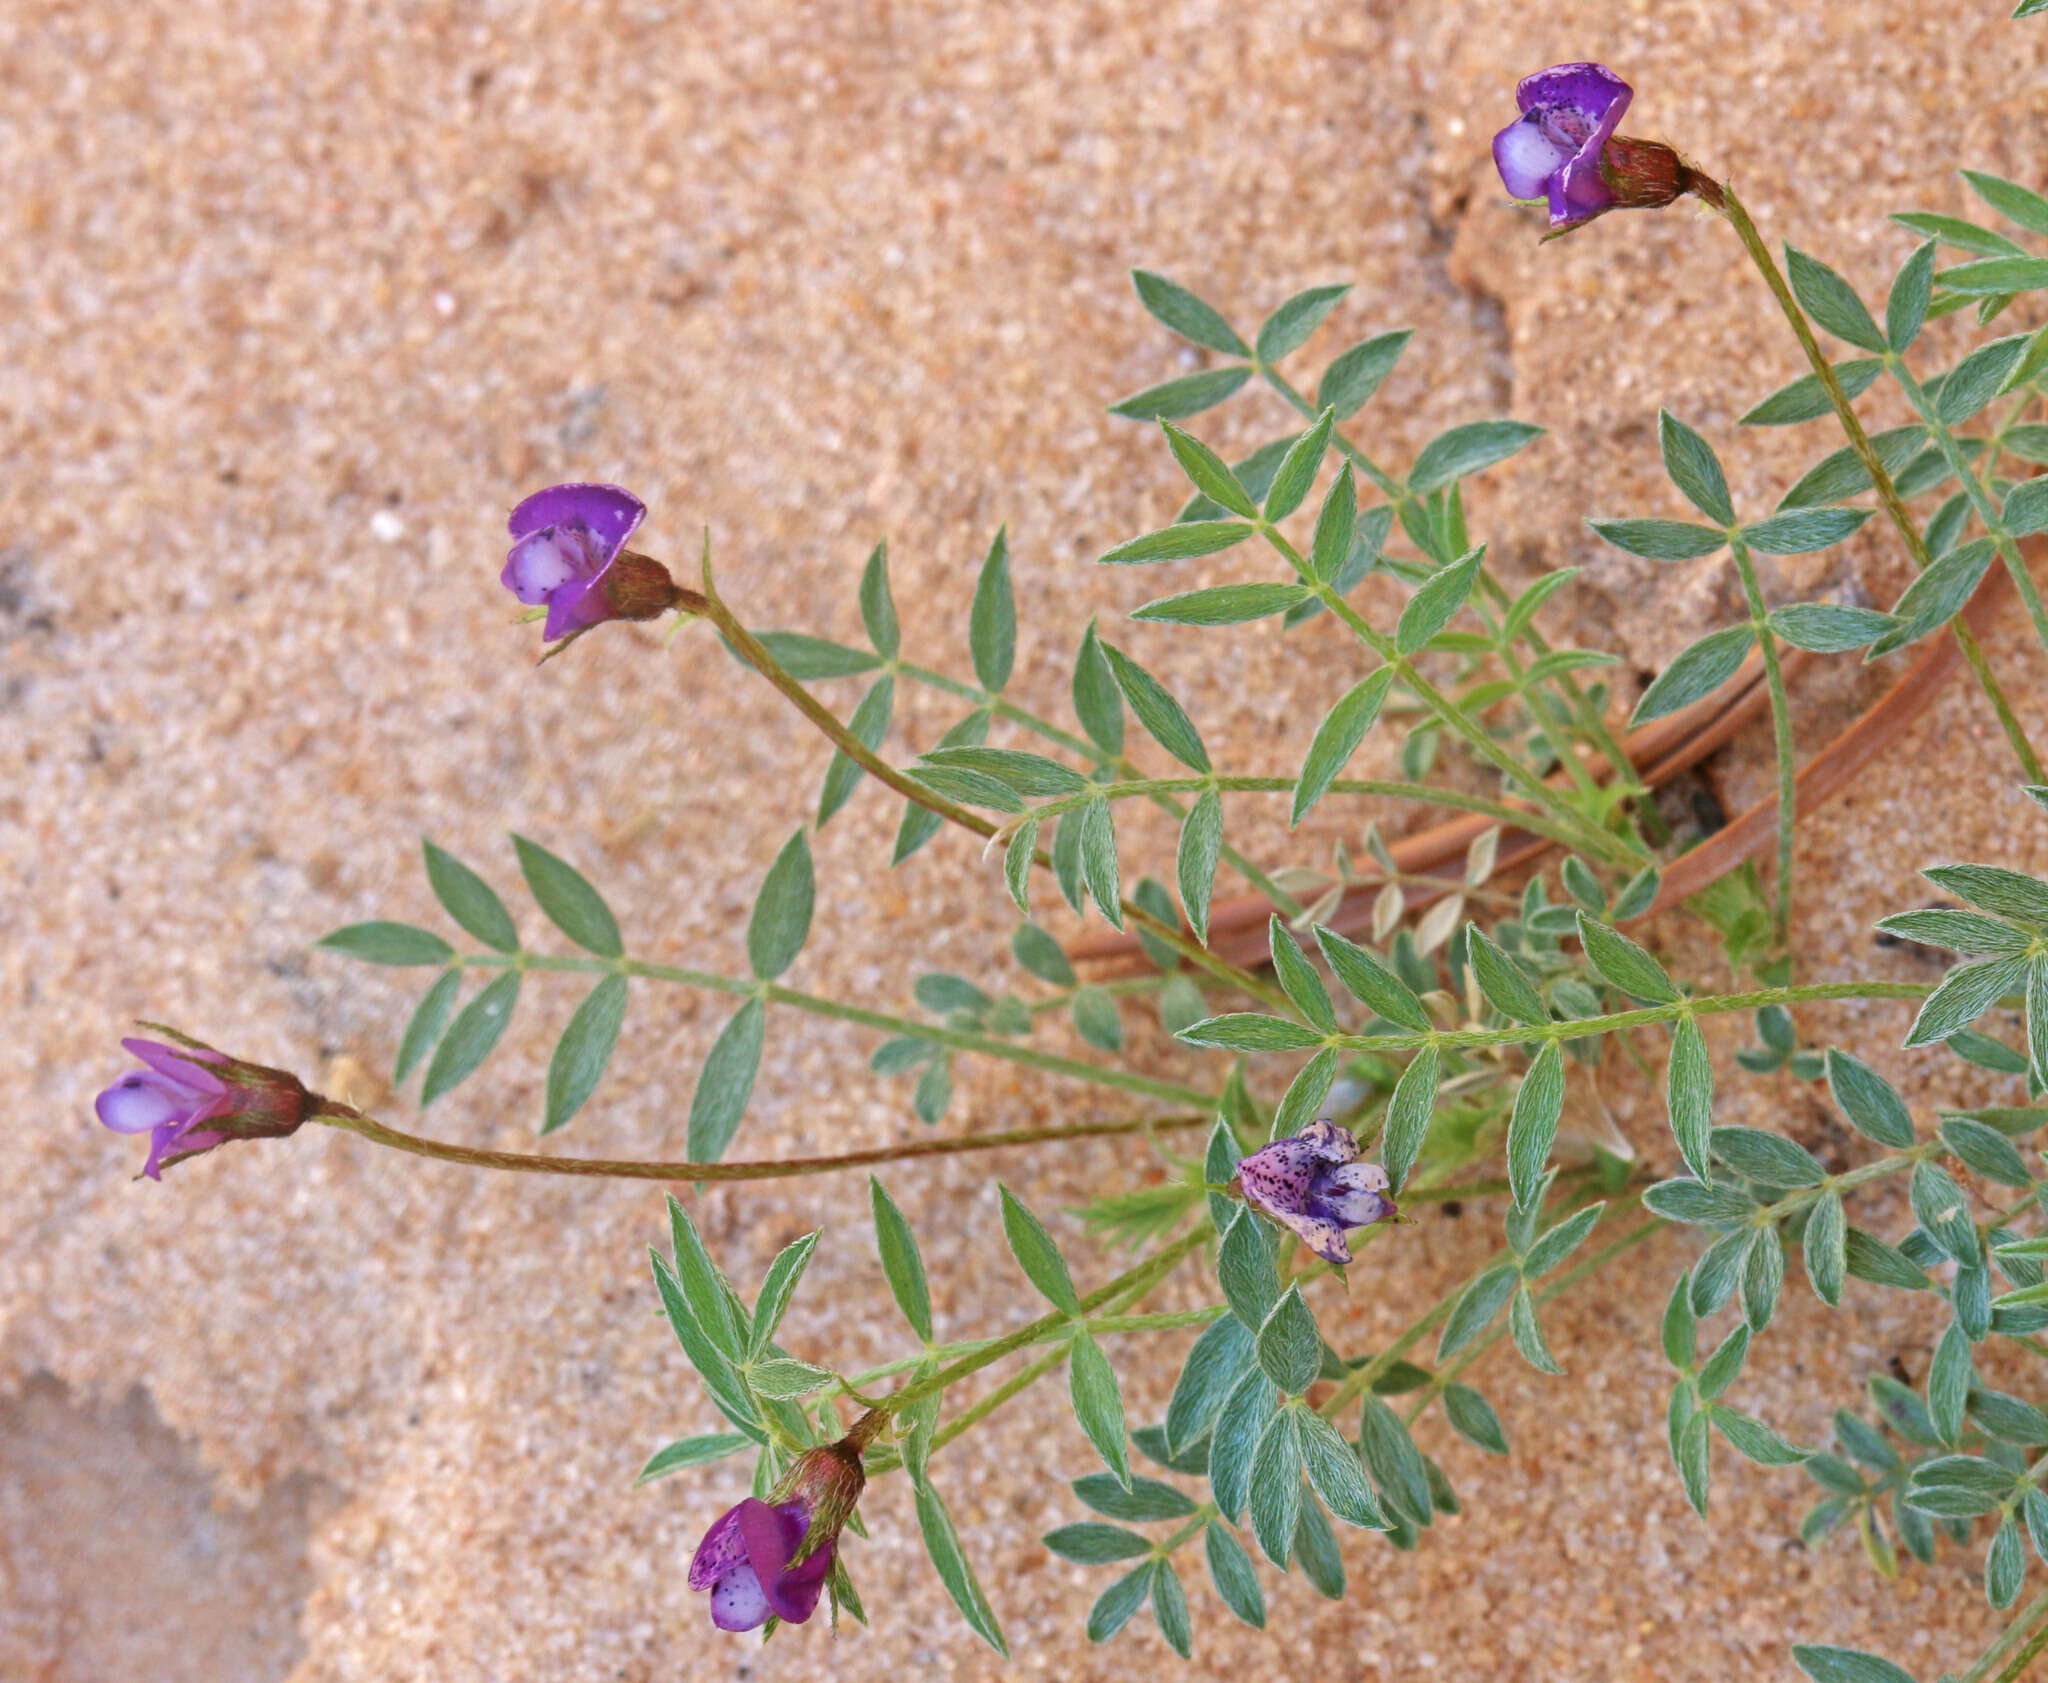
left=1131, top=269, right=1249, bottom=357
left=423, top=839, right=520, bottom=951
left=1318, top=330, right=1411, bottom=418
left=1291, top=668, right=1396, bottom=824
left=422, top=971, right=520, bottom=1105
left=542, top=973, right=629, bottom=1134
left=968, top=528, right=1016, bottom=693
left=870, top=1177, right=933, bottom=1341
left=1256, top=283, right=1351, bottom=363
left=514, top=834, right=623, bottom=958
left=914, top=1478, right=1009, bottom=1655
left=685, top=997, right=767, bottom=1161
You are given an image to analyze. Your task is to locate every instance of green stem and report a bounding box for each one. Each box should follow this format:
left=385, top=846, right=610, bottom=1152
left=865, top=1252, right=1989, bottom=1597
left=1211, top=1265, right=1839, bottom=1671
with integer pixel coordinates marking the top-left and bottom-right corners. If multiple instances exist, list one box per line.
left=928, top=1344, right=1071, bottom=1454
left=1717, top=185, right=2043, bottom=783
left=1259, top=365, right=1648, bottom=805
left=1891, top=357, right=2048, bottom=675
left=1726, top=531, right=1798, bottom=945
left=700, top=570, right=1295, bottom=1013
left=917, top=1228, right=1212, bottom=1465
left=315, top=1104, right=1212, bottom=1182
left=1456, top=581, right=1613, bottom=812
left=1324, top=980, right=1928, bottom=1053
left=897, top=662, right=1307, bottom=919
left=1152, top=1507, right=1216, bottom=1558
left=901, top=1175, right=1592, bottom=1451
left=1316, top=1276, right=1465, bottom=1418
left=1026, top=973, right=1168, bottom=1017
left=1757, top=1145, right=1935, bottom=1223
left=1314, top=1181, right=1630, bottom=1420
left=847, top=1304, right=1226, bottom=1390
left=1961, top=1587, right=2048, bottom=1683
left=1496, top=624, right=1610, bottom=809
left=459, top=952, right=1214, bottom=1107
left=1008, top=774, right=1588, bottom=852
left=880, top=1224, right=1213, bottom=1419
left=1255, top=521, right=1636, bottom=866
left=1404, top=1215, right=1661, bottom=1422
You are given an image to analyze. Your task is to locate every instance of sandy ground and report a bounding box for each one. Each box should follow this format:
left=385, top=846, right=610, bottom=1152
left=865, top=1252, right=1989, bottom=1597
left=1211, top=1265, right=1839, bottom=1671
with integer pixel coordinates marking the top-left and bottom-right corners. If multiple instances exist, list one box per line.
left=6, top=1, right=2048, bottom=1678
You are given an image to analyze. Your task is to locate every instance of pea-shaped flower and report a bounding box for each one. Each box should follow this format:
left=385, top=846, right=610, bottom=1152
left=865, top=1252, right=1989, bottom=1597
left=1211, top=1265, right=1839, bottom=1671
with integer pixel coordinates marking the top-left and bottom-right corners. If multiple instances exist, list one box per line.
left=688, top=1441, right=865, bottom=1633
left=1236, top=1118, right=1396, bottom=1266
left=501, top=482, right=685, bottom=641
left=1492, top=63, right=1716, bottom=234
left=95, top=1032, right=310, bottom=1180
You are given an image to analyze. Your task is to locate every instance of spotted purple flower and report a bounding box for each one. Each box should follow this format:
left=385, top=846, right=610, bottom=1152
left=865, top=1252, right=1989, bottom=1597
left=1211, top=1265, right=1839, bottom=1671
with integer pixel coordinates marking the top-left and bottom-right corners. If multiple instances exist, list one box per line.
left=688, top=1442, right=864, bottom=1633
left=1236, top=1119, right=1396, bottom=1266
left=1493, top=63, right=1632, bottom=230
left=502, top=482, right=682, bottom=641
left=1493, top=63, right=1710, bottom=234
left=688, top=1497, right=837, bottom=1632
left=95, top=1032, right=310, bottom=1180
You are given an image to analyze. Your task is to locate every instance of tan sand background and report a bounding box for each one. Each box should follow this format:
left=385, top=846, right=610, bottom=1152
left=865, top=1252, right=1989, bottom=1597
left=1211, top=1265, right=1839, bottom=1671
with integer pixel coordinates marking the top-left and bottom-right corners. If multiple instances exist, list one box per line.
left=7, top=1, right=2048, bottom=1677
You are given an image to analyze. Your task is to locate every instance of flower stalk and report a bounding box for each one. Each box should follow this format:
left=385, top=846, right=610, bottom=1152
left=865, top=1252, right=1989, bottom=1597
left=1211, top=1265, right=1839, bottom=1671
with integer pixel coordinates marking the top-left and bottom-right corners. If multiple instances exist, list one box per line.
left=1715, top=185, right=2044, bottom=783
left=695, top=556, right=1298, bottom=1014
left=314, top=1104, right=1211, bottom=1183
left=1725, top=529, right=1799, bottom=943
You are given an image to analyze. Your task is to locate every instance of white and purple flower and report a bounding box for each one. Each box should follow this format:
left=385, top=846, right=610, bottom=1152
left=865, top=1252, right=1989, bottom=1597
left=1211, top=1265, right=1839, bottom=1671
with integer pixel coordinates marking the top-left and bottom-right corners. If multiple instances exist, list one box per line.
left=688, top=1497, right=838, bottom=1632
left=501, top=482, right=683, bottom=641
left=95, top=1033, right=309, bottom=1180
left=1493, top=63, right=1711, bottom=234
left=1493, top=62, right=1633, bottom=230
left=1236, top=1119, right=1397, bottom=1267
left=687, top=1442, right=864, bottom=1632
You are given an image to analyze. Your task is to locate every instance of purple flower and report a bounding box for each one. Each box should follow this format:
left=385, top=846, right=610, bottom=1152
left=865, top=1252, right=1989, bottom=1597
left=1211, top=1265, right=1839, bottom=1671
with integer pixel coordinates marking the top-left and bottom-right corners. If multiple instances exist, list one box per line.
left=1236, top=1119, right=1396, bottom=1266
left=688, top=1441, right=865, bottom=1633
left=688, top=1498, right=837, bottom=1632
left=1493, top=63, right=1633, bottom=230
left=1492, top=64, right=1712, bottom=234
left=95, top=1032, right=310, bottom=1180
left=502, top=483, right=684, bottom=641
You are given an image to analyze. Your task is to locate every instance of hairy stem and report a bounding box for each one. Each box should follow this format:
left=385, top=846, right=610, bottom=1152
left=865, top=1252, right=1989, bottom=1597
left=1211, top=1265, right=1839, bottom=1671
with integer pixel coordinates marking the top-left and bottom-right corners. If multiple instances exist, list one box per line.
left=1255, top=521, right=1638, bottom=866
left=1891, top=357, right=2048, bottom=673
left=928, top=1345, right=1071, bottom=1455
left=314, top=1105, right=1213, bottom=1182
left=1726, top=531, right=1798, bottom=945
left=896, top=660, right=1308, bottom=918
left=699, top=566, right=1295, bottom=1012
left=1717, top=185, right=2043, bottom=782
left=1316, top=1278, right=1464, bottom=1420
left=1757, top=1143, right=1937, bottom=1223
left=878, top=1224, right=1213, bottom=1419
left=847, top=1304, right=1226, bottom=1390
left=1403, top=1215, right=1661, bottom=1423
left=1962, top=1587, right=2048, bottom=1683
left=1322, top=980, right=1929, bottom=1053
left=453, top=951, right=1214, bottom=1106
left=1260, top=365, right=1648, bottom=804
left=925, top=1269, right=1210, bottom=1457
left=1009, top=773, right=1589, bottom=853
